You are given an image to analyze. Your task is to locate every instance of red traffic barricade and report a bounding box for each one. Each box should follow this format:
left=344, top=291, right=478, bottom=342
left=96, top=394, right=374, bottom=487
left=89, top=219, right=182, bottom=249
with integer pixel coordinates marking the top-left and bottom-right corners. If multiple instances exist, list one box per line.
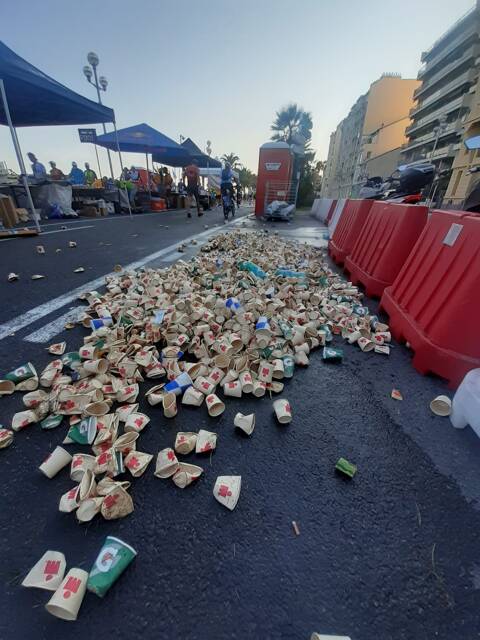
left=380, top=209, right=480, bottom=388
left=344, top=201, right=428, bottom=297
left=328, top=199, right=374, bottom=265
left=325, top=199, right=337, bottom=225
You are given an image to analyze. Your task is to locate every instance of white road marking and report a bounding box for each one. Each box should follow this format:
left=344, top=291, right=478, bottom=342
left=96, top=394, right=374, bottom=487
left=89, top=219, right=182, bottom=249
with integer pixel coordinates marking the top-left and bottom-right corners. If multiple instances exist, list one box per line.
left=23, top=306, right=85, bottom=343
left=0, top=225, right=94, bottom=242
left=0, top=217, right=240, bottom=342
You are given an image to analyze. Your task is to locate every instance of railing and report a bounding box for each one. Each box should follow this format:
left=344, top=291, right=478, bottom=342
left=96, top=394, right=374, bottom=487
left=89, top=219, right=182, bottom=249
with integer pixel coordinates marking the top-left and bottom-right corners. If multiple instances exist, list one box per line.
left=414, top=43, right=480, bottom=99
left=421, top=8, right=478, bottom=62
left=406, top=96, right=465, bottom=135
left=410, top=69, right=475, bottom=118
left=404, top=122, right=459, bottom=152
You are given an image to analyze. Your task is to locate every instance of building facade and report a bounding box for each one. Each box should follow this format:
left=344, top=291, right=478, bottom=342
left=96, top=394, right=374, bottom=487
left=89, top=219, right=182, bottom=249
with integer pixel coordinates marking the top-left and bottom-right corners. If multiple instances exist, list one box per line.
left=321, top=75, right=419, bottom=198
left=401, top=4, right=480, bottom=205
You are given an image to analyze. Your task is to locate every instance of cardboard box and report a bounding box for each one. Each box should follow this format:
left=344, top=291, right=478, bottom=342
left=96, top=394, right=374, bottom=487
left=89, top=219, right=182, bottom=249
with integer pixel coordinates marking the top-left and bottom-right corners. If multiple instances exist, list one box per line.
left=0, top=195, right=19, bottom=228
left=15, top=208, right=30, bottom=223
left=79, top=206, right=99, bottom=218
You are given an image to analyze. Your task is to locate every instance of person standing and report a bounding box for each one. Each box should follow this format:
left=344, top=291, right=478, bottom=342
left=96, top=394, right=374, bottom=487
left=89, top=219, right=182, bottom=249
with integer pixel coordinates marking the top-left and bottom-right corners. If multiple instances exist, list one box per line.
left=84, top=162, right=97, bottom=185
left=49, top=161, right=65, bottom=180
left=69, top=162, right=85, bottom=185
left=184, top=160, right=202, bottom=217
left=27, top=152, right=47, bottom=180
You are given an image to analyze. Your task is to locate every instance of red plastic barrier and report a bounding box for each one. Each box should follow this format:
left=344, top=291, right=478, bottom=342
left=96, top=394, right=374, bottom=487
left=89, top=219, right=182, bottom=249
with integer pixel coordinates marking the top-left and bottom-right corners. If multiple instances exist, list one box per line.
left=380, top=210, right=480, bottom=388
left=325, top=199, right=337, bottom=225
left=328, top=199, right=374, bottom=265
left=344, top=201, right=428, bottom=297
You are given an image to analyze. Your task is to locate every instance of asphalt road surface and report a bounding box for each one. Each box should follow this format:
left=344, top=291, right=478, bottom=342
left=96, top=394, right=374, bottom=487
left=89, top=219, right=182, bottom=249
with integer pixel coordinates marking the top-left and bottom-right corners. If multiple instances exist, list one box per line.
left=1, top=207, right=480, bottom=640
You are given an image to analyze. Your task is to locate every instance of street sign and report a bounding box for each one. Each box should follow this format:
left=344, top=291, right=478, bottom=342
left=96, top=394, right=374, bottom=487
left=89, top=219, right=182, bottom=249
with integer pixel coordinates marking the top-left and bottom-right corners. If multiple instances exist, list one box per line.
left=78, top=128, right=97, bottom=143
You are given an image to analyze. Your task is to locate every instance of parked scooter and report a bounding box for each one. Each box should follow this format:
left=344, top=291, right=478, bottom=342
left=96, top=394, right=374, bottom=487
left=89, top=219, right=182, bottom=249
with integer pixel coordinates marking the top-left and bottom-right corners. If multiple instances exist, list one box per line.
left=359, top=161, right=435, bottom=204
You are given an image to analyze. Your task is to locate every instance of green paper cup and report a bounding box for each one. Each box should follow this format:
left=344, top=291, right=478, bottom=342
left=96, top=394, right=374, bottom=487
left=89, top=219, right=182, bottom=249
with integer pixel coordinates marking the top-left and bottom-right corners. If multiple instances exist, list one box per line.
left=87, top=536, right=137, bottom=597
left=335, top=457, right=357, bottom=478
left=41, top=414, right=64, bottom=430
left=282, top=355, right=295, bottom=378
left=322, top=346, right=343, bottom=362
left=67, top=417, right=97, bottom=445
left=5, top=362, right=36, bottom=383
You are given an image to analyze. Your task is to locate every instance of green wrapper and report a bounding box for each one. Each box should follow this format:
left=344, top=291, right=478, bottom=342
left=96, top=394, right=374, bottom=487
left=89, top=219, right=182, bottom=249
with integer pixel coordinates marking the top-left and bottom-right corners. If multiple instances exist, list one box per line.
left=61, top=352, right=81, bottom=368
left=335, top=457, right=357, bottom=478
left=41, top=414, right=64, bottom=430
left=87, top=536, right=137, bottom=597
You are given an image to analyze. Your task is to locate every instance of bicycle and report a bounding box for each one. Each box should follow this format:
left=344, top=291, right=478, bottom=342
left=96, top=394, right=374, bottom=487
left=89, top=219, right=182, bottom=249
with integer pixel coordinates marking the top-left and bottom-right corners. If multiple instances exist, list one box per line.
left=221, top=185, right=235, bottom=222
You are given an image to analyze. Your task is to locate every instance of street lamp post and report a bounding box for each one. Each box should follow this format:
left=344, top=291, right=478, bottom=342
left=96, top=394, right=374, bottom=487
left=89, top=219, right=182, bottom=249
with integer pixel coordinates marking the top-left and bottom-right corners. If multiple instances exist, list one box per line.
left=83, top=52, right=114, bottom=179
left=427, top=114, right=448, bottom=205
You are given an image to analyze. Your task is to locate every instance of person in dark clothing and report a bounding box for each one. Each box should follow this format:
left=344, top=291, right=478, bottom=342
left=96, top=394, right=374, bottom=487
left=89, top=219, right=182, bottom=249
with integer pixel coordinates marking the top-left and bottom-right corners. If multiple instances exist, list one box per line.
left=184, top=160, right=202, bottom=217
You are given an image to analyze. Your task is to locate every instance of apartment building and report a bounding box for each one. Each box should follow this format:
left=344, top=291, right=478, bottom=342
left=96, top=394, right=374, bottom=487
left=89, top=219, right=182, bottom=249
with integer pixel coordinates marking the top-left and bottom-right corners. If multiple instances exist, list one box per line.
left=321, top=74, right=419, bottom=198
left=401, top=3, right=480, bottom=203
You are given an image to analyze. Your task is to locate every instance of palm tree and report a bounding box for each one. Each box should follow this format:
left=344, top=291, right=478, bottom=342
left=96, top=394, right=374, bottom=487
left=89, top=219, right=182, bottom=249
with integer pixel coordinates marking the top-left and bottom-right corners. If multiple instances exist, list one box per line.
left=221, top=153, right=240, bottom=167
left=271, top=103, right=313, bottom=145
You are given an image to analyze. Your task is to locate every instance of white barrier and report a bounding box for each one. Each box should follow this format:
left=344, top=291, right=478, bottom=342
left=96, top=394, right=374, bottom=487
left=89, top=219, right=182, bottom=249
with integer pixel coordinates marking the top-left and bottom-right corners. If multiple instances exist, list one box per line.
left=328, top=198, right=347, bottom=235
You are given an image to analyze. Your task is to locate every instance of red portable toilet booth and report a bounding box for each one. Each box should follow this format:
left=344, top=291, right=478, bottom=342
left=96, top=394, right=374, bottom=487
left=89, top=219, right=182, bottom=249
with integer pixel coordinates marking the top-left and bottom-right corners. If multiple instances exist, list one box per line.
left=255, top=142, right=294, bottom=217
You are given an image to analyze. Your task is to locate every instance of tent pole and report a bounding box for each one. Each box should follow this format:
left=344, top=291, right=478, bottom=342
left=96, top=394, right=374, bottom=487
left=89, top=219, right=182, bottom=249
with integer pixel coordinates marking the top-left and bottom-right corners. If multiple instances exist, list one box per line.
left=94, top=143, right=102, bottom=178
left=113, top=120, right=132, bottom=218
left=0, top=79, right=41, bottom=232
left=146, top=152, right=151, bottom=200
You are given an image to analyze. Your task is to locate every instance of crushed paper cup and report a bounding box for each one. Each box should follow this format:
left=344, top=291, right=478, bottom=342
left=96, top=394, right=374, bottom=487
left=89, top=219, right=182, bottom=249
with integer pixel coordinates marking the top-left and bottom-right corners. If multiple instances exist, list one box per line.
left=97, top=477, right=131, bottom=496
left=163, top=392, right=177, bottom=418
left=154, top=448, right=180, bottom=478
left=41, top=414, right=63, bottom=430
left=59, top=486, right=80, bottom=513
left=116, top=383, right=139, bottom=403
left=101, top=485, right=134, bottom=520
left=124, top=451, right=153, bottom=477
left=70, top=453, right=96, bottom=482
left=39, top=359, right=63, bottom=387
left=0, top=380, right=15, bottom=395
left=239, top=370, right=254, bottom=393
left=272, top=359, right=285, bottom=379
left=430, top=395, right=452, bottom=417
left=175, top=432, right=198, bottom=455
left=5, top=362, right=37, bottom=383
left=48, top=342, right=66, bottom=356
left=94, top=449, right=115, bottom=475
left=39, top=446, right=73, bottom=479
left=22, top=551, right=66, bottom=591
left=206, top=393, right=225, bottom=417
left=357, top=337, right=374, bottom=352
left=234, top=412, right=255, bottom=435
left=64, top=416, right=97, bottom=445
left=8, top=272, right=19, bottom=282
left=15, top=376, right=39, bottom=392
left=125, top=412, right=150, bottom=433
left=374, top=344, right=390, bottom=355
left=181, top=386, right=204, bottom=407
left=113, top=432, right=139, bottom=454
left=22, top=389, right=48, bottom=409
left=79, top=469, right=97, bottom=501
left=163, top=371, right=193, bottom=395
left=195, top=429, right=217, bottom=454
left=252, top=380, right=267, bottom=397
left=391, top=389, right=403, bottom=401
left=145, top=384, right=164, bottom=406
left=223, top=380, right=242, bottom=398
left=322, top=346, right=343, bottom=362
left=85, top=401, right=110, bottom=417
left=87, top=536, right=137, bottom=598
left=194, top=376, right=215, bottom=396
left=172, top=463, right=203, bottom=489
left=83, top=359, right=109, bottom=375
left=45, top=568, right=88, bottom=621
left=213, top=475, right=241, bottom=511
left=0, top=428, right=14, bottom=449
left=77, top=497, right=104, bottom=523
left=294, top=351, right=309, bottom=366
left=78, top=345, right=99, bottom=360
left=116, top=403, right=139, bottom=422
left=273, top=398, right=292, bottom=424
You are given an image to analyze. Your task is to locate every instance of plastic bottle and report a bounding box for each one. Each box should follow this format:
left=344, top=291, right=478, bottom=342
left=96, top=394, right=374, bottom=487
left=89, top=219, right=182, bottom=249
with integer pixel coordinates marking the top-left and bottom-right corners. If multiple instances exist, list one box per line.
left=237, top=261, right=266, bottom=279
left=450, top=369, right=480, bottom=437
left=275, top=268, right=306, bottom=278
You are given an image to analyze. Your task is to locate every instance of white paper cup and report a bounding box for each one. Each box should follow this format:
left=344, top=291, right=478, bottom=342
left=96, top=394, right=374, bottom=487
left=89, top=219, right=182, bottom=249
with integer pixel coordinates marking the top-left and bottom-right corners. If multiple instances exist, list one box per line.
left=234, top=412, right=255, bottom=435
left=430, top=395, right=452, bottom=417
left=22, top=551, right=66, bottom=591
left=124, top=451, right=153, bottom=477
left=70, top=453, right=96, bottom=482
left=258, top=361, right=274, bottom=383
left=174, top=432, right=198, bottom=455
left=113, top=432, right=139, bottom=454
left=206, top=393, right=225, bottom=417
left=208, top=366, right=226, bottom=385
left=115, top=403, right=139, bottom=422
left=182, top=386, right=204, bottom=406
left=100, top=485, right=134, bottom=520
left=0, top=380, right=15, bottom=395
left=39, top=446, right=72, bottom=479
left=83, top=359, right=109, bottom=375
left=172, top=463, right=203, bottom=489
left=223, top=380, right=242, bottom=398
left=213, top=475, right=241, bottom=511
left=79, top=345, right=99, bottom=360
left=272, top=359, right=285, bottom=380
left=195, top=429, right=217, bottom=453
left=239, top=370, right=254, bottom=393
left=357, top=337, right=375, bottom=352
left=76, top=497, right=104, bottom=523
left=85, top=401, right=110, bottom=417
left=59, top=486, right=80, bottom=513
left=294, top=351, right=309, bottom=366
left=273, top=398, right=292, bottom=424
left=163, top=392, right=177, bottom=418
left=45, top=568, right=88, bottom=620
left=194, top=376, right=215, bottom=396
left=154, top=448, right=180, bottom=478
left=252, top=380, right=267, bottom=398
left=125, top=412, right=150, bottom=433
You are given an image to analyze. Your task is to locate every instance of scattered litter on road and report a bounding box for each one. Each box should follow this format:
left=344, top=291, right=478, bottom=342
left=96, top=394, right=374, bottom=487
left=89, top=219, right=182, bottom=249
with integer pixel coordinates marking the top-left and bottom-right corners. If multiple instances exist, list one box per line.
left=68, top=241, right=77, bottom=248
left=48, top=342, right=66, bottom=356
left=36, top=245, right=45, bottom=254
left=7, top=272, right=19, bottom=282
left=113, top=264, right=122, bottom=272
left=430, top=395, right=452, bottom=416
left=31, top=274, right=45, bottom=280
left=73, top=267, right=85, bottom=273
left=292, top=520, right=300, bottom=536
left=335, top=457, right=357, bottom=478
left=214, top=476, right=241, bottom=510
left=391, top=389, right=403, bottom=401
left=87, top=536, right=136, bottom=597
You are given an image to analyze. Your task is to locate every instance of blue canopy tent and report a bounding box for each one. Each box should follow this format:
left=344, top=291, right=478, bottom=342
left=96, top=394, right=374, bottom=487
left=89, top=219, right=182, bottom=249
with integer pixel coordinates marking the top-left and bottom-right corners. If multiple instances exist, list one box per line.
left=152, top=137, right=222, bottom=169
left=0, top=41, right=128, bottom=229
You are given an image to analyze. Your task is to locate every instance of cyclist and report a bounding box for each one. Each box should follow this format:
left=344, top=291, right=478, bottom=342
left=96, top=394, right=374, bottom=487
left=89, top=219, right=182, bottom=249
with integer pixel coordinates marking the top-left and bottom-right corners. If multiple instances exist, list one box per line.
left=221, top=162, right=235, bottom=221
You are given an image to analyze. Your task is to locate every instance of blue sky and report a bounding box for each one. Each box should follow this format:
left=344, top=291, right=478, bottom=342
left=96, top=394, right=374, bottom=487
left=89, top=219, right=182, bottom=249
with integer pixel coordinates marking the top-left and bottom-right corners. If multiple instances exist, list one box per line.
left=0, top=0, right=475, bottom=177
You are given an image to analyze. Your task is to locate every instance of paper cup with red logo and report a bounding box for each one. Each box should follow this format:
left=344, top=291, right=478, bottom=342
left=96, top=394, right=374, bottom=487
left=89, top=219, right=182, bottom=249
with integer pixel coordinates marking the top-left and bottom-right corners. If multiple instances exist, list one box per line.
left=213, top=475, right=241, bottom=511
left=94, top=448, right=115, bottom=475
left=223, top=380, right=242, bottom=398
left=181, top=386, right=204, bottom=407
left=116, top=403, right=139, bottom=422
left=0, top=428, right=14, bottom=449
left=100, top=485, right=134, bottom=520
left=79, top=345, right=99, bottom=360
left=357, top=337, right=375, bottom=352
left=45, top=568, right=88, bottom=620
left=70, top=453, right=96, bottom=482
left=172, top=463, right=203, bottom=489
left=22, top=551, right=66, bottom=591
left=252, top=380, right=267, bottom=398
left=174, top=432, right=198, bottom=455
left=79, top=469, right=97, bottom=501
left=116, top=383, right=139, bottom=403
left=85, top=400, right=111, bottom=417
left=125, top=412, right=150, bottom=433
left=76, top=497, right=104, bottom=523
left=39, top=446, right=72, bottom=479
left=162, top=392, right=177, bottom=418
left=124, top=451, right=153, bottom=477
left=22, top=389, right=48, bottom=409
left=145, top=384, right=165, bottom=406
left=59, top=485, right=80, bottom=513
left=239, top=370, right=254, bottom=393
left=113, top=432, right=139, bottom=455
left=154, top=448, right=180, bottom=478
left=375, top=331, right=391, bottom=343
left=206, top=393, right=225, bottom=417
left=194, top=376, right=215, bottom=396
left=0, top=380, right=15, bottom=395
left=195, top=429, right=217, bottom=454
left=208, top=366, right=226, bottom=385
left=11, top=409, right=37, bottom=431
left=257, top=361, right=274, bottom=384
left=48, top=341, right=66, bottom=356
left=273, top=398, right=292, bottom=424
left=222, top=369, right=238, bottom=384
left=87, top=536, right=137, bottom=598
left=96, top=477, right=131, bottom=496
left=234, top=412, right=255, bottom=436
left=272, top=359, right=285, bottom=379
left=294, top=351, right=309, bottom=366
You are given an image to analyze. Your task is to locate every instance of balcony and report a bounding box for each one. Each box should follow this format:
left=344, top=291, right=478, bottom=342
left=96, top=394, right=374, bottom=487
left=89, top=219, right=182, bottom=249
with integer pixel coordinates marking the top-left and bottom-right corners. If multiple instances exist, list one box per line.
left=410, top=69, right=476, bottom=119
left=421, top=14, right=478, bottom=66
left=404, top=122, right=460, bottom=153
left=406, top=95, right=466, bottom=136
left=414, top=43, right=480, bottom=100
